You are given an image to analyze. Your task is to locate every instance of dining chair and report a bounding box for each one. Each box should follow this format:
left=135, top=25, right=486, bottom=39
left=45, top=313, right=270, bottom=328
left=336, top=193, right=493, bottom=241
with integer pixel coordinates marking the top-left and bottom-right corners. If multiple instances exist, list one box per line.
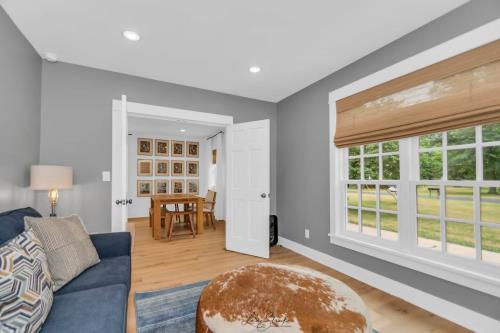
left=163, top=208, right=196, bottom=240
left=204, top=190, right=217, bottom=230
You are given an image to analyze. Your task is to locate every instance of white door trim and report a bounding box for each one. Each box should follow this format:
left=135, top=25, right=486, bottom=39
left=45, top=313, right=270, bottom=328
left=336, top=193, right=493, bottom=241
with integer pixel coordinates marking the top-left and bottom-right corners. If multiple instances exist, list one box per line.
left=279, top=236, right=500, bottom=333
left=111, top=98, right=234, bottom=231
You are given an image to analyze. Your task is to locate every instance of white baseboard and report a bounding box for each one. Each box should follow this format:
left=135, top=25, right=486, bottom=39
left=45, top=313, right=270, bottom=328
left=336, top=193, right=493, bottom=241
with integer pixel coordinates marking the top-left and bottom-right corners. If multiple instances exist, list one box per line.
left=278, top=236, right=499, bottom=333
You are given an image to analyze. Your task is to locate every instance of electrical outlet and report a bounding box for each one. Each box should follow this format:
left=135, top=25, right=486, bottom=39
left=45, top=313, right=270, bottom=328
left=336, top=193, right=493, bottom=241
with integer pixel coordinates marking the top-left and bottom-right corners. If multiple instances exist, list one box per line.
left=305, top=229, right=310, bottom=239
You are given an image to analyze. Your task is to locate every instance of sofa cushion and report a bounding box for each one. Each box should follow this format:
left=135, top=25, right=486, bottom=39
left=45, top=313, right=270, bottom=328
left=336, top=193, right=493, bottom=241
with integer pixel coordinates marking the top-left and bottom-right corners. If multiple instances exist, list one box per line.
left=40, top=284, right=127, bottom=333
left=0, top=207, right=41, bottom=244
left=56, top=255, right=131, bottom=295
left=25, top=215, right=101, bottom=291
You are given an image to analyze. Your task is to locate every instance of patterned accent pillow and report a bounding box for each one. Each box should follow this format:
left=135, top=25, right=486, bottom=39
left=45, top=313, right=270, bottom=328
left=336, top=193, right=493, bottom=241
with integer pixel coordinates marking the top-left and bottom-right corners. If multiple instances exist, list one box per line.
left=25, top=215, right=100, bottom=291
left=0, top=230, right=53, bottom=333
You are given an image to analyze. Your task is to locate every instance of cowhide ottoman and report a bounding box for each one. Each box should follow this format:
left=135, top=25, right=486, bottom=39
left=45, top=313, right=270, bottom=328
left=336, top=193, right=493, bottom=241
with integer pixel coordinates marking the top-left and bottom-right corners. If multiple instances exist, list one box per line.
left=196, top=263, right=371, bottom=333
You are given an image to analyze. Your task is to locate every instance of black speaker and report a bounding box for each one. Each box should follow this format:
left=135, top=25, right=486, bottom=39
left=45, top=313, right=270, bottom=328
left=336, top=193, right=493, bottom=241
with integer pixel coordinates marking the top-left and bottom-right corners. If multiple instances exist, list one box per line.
left=269, top=215, right=278, bottom=247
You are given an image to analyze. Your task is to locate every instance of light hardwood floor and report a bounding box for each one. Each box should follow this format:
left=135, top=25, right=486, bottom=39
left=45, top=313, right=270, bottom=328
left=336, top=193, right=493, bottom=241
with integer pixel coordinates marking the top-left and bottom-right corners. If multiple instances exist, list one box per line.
left=127, top=219, right=470, bottom=333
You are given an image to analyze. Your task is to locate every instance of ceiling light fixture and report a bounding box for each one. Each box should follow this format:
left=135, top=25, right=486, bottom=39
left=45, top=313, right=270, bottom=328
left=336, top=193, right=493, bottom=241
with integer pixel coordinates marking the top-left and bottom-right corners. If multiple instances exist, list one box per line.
left=45, top=52, right=58, bottom=63
left=249, top=66, right=261, bottom=73
left=122, top=30, right=140, bottom=41
left=180, top=128, right=186, bottom=133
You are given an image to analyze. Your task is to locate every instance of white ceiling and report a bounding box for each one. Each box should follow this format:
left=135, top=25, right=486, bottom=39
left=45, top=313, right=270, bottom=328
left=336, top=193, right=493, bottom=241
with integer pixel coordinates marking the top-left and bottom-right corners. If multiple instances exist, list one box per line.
left=128, top=116, right=222, bottom=138
left=1, top=0, right=468, bottom=102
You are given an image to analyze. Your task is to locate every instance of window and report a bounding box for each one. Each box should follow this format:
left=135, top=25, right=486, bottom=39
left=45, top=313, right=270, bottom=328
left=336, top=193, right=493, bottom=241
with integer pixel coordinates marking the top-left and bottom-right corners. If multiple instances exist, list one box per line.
left=337, top=123, right=500, bottom=282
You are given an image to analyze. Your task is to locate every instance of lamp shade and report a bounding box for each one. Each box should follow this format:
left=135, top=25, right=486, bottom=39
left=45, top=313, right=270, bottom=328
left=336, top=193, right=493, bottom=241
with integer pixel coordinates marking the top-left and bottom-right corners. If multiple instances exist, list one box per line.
left=30, top=165, right=73, bottom=190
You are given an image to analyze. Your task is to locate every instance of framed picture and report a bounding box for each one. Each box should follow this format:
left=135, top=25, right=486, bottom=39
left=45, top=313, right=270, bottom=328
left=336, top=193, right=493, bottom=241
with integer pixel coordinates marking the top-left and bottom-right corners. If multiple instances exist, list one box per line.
left=137, top=180, right=153, bottom=197
left=137, top=159, right=153, bottom=176
left=155, top=179, right=169, bottom=195
left=137, top=138, right=153, bottom=156
left=186, top=141, right=199, bottom=158
left=186, top=179, right=199, bottom=195
left=171, top=140, right=185, bottom=157
left=171, top=160, right=184, bottom=176
left=187, top=161, right=199, bottom=177
left=155, top=160, right=169, bottom=176
left=155, top=139, right=169, bottom=156
left=171, top=179, right=185, bottom=194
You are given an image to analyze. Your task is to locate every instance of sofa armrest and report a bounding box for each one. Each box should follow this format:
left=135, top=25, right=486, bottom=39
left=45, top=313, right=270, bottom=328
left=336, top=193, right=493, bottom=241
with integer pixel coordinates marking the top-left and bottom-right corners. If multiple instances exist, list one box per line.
left=90, top=232, right=131, bottom=259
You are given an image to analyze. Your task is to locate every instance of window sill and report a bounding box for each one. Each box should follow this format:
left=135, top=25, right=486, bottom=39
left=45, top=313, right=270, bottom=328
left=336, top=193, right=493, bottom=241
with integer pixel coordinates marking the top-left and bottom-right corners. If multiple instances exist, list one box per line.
left=330, top=232, right=500, bottom=298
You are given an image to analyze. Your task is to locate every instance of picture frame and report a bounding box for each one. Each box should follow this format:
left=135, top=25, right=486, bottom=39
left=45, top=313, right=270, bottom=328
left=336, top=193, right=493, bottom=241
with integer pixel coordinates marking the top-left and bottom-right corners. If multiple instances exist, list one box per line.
left=155, top=160, right=169, bottom=176
left=171, top=179, right=185, bottom=194
left=171, top=160, right=184, bottom=176
left=137, top=159, right=153, bottom=176
left=186, top=179, right=199, bottom=195
left=187, top=161, right=199, bottom=177
left=171, top=140, right=185, bottom=157
left=137, top=138, right=153, bottom=156
left=137, top=180, right=153, bottom=197
left=155, top=179, right=169, bottom=195
left=155, top=139, right=169, bottom=156
left=186, top=141, right=199, bottom=158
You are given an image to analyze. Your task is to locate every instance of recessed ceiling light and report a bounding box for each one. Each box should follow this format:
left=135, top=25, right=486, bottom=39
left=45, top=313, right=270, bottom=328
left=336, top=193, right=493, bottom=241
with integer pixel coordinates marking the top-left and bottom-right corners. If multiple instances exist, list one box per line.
left=180, top=128, right=186, bottom=133
left=122, top=30, right=140, bottom=41
left=249, top=66, right=261, bottom=73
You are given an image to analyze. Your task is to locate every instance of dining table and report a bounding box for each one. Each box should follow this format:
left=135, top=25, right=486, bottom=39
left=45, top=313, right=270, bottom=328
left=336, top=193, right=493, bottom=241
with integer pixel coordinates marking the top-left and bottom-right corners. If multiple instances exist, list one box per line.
left=150, top=194, right=205, bottom=240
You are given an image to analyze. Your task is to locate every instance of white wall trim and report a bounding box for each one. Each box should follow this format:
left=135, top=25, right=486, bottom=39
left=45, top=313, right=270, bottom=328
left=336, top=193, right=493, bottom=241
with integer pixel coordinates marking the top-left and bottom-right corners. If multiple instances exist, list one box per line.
left=278, top=236, right=500, bottom=333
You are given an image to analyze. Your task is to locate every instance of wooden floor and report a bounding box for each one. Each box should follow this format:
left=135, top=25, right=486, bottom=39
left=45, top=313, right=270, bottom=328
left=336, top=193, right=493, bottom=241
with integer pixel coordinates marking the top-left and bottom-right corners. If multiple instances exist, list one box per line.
left=127, top=219, right=470, bottom=333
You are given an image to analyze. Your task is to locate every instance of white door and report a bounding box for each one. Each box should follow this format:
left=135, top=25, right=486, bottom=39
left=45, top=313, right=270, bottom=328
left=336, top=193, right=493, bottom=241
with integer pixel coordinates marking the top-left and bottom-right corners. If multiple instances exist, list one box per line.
left=111, top=95, right=128, bottom=232
left=226, top=119, right=270, bottom=258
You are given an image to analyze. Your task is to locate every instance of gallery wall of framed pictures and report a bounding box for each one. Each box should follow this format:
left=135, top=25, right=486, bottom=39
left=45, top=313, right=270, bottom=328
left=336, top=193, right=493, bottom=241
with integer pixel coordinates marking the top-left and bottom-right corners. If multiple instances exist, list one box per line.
left=135, top=137, right=200, bottom=197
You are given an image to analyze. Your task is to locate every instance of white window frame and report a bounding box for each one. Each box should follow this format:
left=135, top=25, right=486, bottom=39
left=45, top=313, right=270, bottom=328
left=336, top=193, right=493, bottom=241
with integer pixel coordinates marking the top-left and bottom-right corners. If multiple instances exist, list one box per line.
left=329, top=18, right=500, bottom=298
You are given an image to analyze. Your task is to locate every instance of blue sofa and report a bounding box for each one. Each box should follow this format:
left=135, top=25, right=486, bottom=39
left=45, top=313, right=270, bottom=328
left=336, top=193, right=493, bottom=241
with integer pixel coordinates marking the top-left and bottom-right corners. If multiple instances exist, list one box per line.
left=0, top=207, right=131, bottom=333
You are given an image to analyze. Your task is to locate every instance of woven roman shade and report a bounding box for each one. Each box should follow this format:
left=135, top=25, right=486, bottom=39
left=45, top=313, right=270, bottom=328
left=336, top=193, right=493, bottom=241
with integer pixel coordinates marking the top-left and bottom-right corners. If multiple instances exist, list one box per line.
left=334, top=39, right=500, bottom=148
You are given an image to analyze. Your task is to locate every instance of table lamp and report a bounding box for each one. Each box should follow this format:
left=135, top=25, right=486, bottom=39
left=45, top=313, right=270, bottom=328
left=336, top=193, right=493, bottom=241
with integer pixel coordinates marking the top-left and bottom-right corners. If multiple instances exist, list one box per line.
left=31, top=165, right=73, bottom=217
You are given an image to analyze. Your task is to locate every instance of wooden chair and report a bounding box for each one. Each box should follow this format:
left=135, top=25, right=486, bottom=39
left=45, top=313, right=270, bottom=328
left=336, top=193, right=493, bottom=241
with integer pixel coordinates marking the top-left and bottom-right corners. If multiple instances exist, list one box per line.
left=203, top=190, right=217, bottom=230
left=163, top=208, right=196, bottom=241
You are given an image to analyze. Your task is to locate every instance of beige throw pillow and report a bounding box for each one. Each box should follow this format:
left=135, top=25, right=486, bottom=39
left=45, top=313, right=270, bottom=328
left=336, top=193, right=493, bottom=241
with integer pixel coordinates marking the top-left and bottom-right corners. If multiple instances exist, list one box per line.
left=24, top=215, right=100, bottom=291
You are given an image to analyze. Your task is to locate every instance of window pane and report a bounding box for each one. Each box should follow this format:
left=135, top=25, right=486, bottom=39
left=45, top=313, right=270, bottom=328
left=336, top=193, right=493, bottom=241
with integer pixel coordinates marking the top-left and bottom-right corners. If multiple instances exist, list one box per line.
left=481, top=226, right=500, bottom=265
left=364, top=143, right=379, bottom=154
left=383, top=155, right=400, bottom=179
left=349, top=158, right=361, bottom=180
left=347, top=208, right=358, bottom=232
left=361, top=185, right=376, bottom=209
left=447, top=127, right=475, bottom=146
left=447, top=149, right=476, bottom=180
left=445, top=186, right=473, bottom=221
left=419, top=133, right=442, bottom=148
left=417, top=217, right=441, bottom=251
left=361, top=210, right=376, bottom=236
left=480, top=187, right=500, bottom=224
left=364, top=157, right=379, bottom=180
left=446, top=221, right=475, bottom=259
left=417, top=185, right=440, bottom=216
left=419, top=151, right=442, bottom=180
left=483, top=146, right=500, bottom=180
left=380, top=185, right=397, bottom=211
left=382, top=141, right=399, bottom=153
left=348, top=146, right=360, bottom=156
left=380, top=213, right=398, bottom=241
left=482, top=123, right=500, bottom=143
left=347, top=184, right=358, bottom=207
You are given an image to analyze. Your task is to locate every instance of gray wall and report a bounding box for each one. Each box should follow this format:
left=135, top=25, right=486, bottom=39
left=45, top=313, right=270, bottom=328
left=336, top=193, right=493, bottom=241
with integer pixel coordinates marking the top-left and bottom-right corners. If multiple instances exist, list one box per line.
left=39, top=62, right=277, bottom=232
left=277, top=0, right=500, bottom=319
left=0, top=7, right=41, bottom=212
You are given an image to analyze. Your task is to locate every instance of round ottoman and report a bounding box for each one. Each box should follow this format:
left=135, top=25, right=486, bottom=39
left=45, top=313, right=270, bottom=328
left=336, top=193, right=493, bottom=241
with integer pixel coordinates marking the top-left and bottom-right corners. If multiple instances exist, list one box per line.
left=196, top=263, right=371, bottom=333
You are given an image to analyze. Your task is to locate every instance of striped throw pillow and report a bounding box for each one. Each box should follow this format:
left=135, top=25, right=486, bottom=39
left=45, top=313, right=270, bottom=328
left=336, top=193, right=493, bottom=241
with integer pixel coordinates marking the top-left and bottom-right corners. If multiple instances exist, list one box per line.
left=25, top=215, right=100, bottom=291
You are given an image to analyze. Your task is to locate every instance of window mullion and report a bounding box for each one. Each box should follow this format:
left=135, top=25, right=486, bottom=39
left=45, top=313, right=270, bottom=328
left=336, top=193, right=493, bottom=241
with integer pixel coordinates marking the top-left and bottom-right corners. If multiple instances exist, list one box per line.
left=399, top=138, right=412, bottom=251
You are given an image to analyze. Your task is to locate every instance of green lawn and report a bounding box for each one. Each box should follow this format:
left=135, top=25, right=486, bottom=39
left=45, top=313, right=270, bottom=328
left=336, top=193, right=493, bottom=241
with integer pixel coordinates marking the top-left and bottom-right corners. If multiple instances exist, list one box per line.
left=347, top=185, right=500, bottom=253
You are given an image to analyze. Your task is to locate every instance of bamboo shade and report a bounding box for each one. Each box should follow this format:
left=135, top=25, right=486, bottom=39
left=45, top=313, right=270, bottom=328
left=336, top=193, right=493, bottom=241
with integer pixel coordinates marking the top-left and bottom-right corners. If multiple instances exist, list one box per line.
left=334, top=39, right=500, bottom=148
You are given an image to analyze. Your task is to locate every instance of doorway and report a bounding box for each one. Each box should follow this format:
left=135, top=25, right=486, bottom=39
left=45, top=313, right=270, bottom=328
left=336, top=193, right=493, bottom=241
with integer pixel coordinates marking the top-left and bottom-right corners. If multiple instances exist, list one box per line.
left=111, top=96, right=271, bottom=258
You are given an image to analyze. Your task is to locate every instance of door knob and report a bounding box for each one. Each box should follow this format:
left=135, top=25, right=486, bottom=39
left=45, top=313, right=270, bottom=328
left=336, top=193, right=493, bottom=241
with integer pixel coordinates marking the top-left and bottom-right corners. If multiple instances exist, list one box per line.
left=261, top=193, right=267, bottom=198
left=126, top=199, right=133, bottom=205
left=115, top=199, right=123, bottom=205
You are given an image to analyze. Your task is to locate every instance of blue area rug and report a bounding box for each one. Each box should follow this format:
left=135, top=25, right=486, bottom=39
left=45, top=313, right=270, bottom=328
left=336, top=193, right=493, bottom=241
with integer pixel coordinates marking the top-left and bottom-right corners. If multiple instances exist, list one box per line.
left=135, top=280, right=379, bottom=333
